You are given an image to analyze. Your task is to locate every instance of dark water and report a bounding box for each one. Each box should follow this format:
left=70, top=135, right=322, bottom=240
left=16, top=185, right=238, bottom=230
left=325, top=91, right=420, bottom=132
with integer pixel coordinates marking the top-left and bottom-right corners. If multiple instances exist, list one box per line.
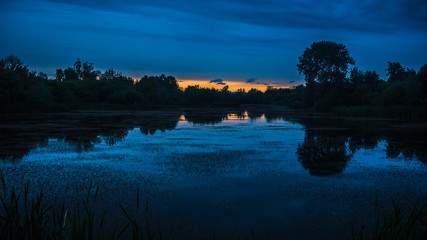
left=1, top=106, right=426, bottom=239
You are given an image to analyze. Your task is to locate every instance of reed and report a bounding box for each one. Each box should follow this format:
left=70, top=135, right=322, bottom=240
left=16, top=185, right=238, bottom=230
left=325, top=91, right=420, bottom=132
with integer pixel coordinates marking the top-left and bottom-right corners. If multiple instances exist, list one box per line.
left=0, top=173, right=175, bottom=240
left=352, top=192, right=427, bottom=240
left=2, top=173, right=426, bottom=240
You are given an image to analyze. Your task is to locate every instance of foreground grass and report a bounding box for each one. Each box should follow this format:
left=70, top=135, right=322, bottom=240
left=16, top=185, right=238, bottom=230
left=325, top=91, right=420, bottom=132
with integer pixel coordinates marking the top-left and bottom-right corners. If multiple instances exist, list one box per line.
left=352, top=193, right=427, bottom=240
left=0, top=173, right=179, bottom=240
left=1, top=174, right=426, bottom=240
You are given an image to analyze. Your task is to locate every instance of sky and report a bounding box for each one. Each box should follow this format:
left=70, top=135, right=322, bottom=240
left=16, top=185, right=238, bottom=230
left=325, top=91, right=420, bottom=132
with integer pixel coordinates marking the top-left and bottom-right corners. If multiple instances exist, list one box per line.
left=0, top=0, right=426, bottom=90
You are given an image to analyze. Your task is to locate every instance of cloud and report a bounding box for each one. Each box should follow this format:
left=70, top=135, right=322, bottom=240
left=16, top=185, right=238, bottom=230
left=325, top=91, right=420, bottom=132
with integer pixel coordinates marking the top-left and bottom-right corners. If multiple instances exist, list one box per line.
left=289, top=80, right=295, bottom=84
left=246, top=77, right=257, bottom=83
left=2, top=0, right=427, bottom=81
left=246, top=77, right=269, bottom=85
left=42, top=0, right=427, bottom=33
left=209, top=78, right=226, bottom=85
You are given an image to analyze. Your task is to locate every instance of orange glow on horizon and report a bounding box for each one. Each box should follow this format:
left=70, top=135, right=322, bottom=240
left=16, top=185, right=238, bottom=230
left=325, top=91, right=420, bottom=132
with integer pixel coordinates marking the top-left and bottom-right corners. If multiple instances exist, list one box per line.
left=177, top=79, right=290, bottom=92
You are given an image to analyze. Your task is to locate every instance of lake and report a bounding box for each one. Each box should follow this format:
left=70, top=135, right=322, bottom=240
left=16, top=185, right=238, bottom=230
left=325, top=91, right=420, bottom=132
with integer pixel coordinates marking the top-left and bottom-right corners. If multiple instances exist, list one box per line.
left=1, top=106, right=426, bottom=239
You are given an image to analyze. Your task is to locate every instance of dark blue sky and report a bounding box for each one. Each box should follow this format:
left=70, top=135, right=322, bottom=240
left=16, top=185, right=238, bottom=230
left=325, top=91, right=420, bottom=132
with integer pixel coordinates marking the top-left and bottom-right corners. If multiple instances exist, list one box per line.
left=1, top=0, right=426, bottom=87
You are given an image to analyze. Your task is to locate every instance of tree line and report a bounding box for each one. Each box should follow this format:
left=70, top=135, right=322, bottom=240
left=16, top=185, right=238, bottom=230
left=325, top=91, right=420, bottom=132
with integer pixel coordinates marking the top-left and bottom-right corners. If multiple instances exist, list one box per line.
left=293, top=41, right=427, bottom=120
left=0, top=55, right=262, bottom=112
left=1, top=42, right=426, bottom=120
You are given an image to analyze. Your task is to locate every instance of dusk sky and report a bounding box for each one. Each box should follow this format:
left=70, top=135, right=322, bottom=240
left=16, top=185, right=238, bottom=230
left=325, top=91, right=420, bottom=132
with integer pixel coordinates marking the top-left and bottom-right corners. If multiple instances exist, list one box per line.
left=1, top=0, right=426, bottom=90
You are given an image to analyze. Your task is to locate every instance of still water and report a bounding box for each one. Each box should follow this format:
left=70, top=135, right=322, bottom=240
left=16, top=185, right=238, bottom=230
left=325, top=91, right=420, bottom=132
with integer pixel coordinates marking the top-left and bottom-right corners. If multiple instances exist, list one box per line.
left=1, top=106, right=426, bottom=239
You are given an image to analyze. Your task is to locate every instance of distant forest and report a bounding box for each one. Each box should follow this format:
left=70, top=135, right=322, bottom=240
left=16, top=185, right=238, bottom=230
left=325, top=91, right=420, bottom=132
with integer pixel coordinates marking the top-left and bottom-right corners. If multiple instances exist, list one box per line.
left=1, top=41, right=426, bottom=120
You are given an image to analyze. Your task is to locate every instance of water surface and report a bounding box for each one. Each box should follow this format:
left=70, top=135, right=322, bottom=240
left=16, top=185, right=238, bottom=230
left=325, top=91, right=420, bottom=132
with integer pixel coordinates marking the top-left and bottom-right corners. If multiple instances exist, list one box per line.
left=1, top=106, right=426, bottom=239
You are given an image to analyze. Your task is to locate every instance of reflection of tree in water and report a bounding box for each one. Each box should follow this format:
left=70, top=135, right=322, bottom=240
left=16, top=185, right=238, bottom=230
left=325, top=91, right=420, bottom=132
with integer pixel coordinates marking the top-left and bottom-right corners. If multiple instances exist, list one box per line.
left=264, top=112, right=287, bottom=122
left=0, top=112, right=181, bottom=161
left=62, top=134, right=100, bottom=153
left=184, top=110, right=229, bottom=125
left=1, top=108, right=426, bottom=166
left=231, top=111, right=247, bottom=120
left=385, top=134, right=427, bottom=164
left=347, top=136, right=378, bottom=152
left=184, top=109, right=248, bottom=124
left=0, top=129, right=49, bottom=161
left=59, top=115, right=136, bottom=152
left=248, top=110, right=264, bottom=120
left=246, top=108, right=263, bottom=120
left=102, top=131, right=129, bottom=146
left=267, top=109, right=427, bottom=174
left=61, top=126, right=134, bottom=152
left=138, top=113, right=180, bottom=135
left=297, top=131, right=352, bottom=177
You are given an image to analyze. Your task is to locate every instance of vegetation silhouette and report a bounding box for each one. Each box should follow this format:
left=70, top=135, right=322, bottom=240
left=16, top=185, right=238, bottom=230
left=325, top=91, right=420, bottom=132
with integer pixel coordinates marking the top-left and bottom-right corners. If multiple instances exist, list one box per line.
left=1, top=46, right=427, bottom=120
left=294, top=41, right=427, bottom=119
left=297, top=41, right=355, bottom=109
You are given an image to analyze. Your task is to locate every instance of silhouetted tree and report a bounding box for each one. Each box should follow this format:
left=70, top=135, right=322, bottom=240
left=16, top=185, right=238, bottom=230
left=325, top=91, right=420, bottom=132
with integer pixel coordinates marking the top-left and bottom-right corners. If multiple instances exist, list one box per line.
left=0, top=55, right=27, bottom=111
left=386, top=62, right=405, bottom=83
left=183, top=85, right=219, bottom=105
left=1, top=55, right=26, bottom=72
left=63, top=67, right=78, bottom=81
left=417, top=64, right=427, bottom=103
left=134, top=74, right=181, bottom=105
left=418, top=64, right=427, bottom=86
left=247, top=88, right=263, bottom=103
left=37, top=72, right=48, bottom=80
left=297, top=41, right=355, bottom=108
left=0, top=53, right=426, bottom=119
left=381, top=63, right=420, bottom=106
left=56, top=69, right=64, bottom=81
left=74, top=58, right=82, bottom=79
left=100, top=69, right=122, bottom=82
left=349, top=68, right=385, bottom=106
left=82, top=61, right=99, bottom=80
left=221, top=85, right=229, bottom=93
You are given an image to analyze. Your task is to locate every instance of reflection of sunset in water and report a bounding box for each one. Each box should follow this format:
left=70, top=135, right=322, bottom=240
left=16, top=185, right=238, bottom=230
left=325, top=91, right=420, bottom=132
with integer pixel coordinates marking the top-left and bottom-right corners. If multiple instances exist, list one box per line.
left=179, top=111, right=267, bottom=123
left=226, top=111, right=248, bottom=120
left=177, top=80, right=291, bottom=92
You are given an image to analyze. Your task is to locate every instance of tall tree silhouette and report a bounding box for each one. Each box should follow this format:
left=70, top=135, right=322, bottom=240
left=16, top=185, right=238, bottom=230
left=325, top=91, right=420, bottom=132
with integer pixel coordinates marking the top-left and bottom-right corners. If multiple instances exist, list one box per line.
left=386, top=62, right=405, bottom=83
left=63, top=67, right=78, bottom=81
left=82, top=61, right=99, bottom=80
left=418, top=64, right=427, bottom=103
left=297, top=41, right=355, bottom=108
left=56, top=69, right=64, bottom=81
left=74, top=58, right=82, bottom=79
